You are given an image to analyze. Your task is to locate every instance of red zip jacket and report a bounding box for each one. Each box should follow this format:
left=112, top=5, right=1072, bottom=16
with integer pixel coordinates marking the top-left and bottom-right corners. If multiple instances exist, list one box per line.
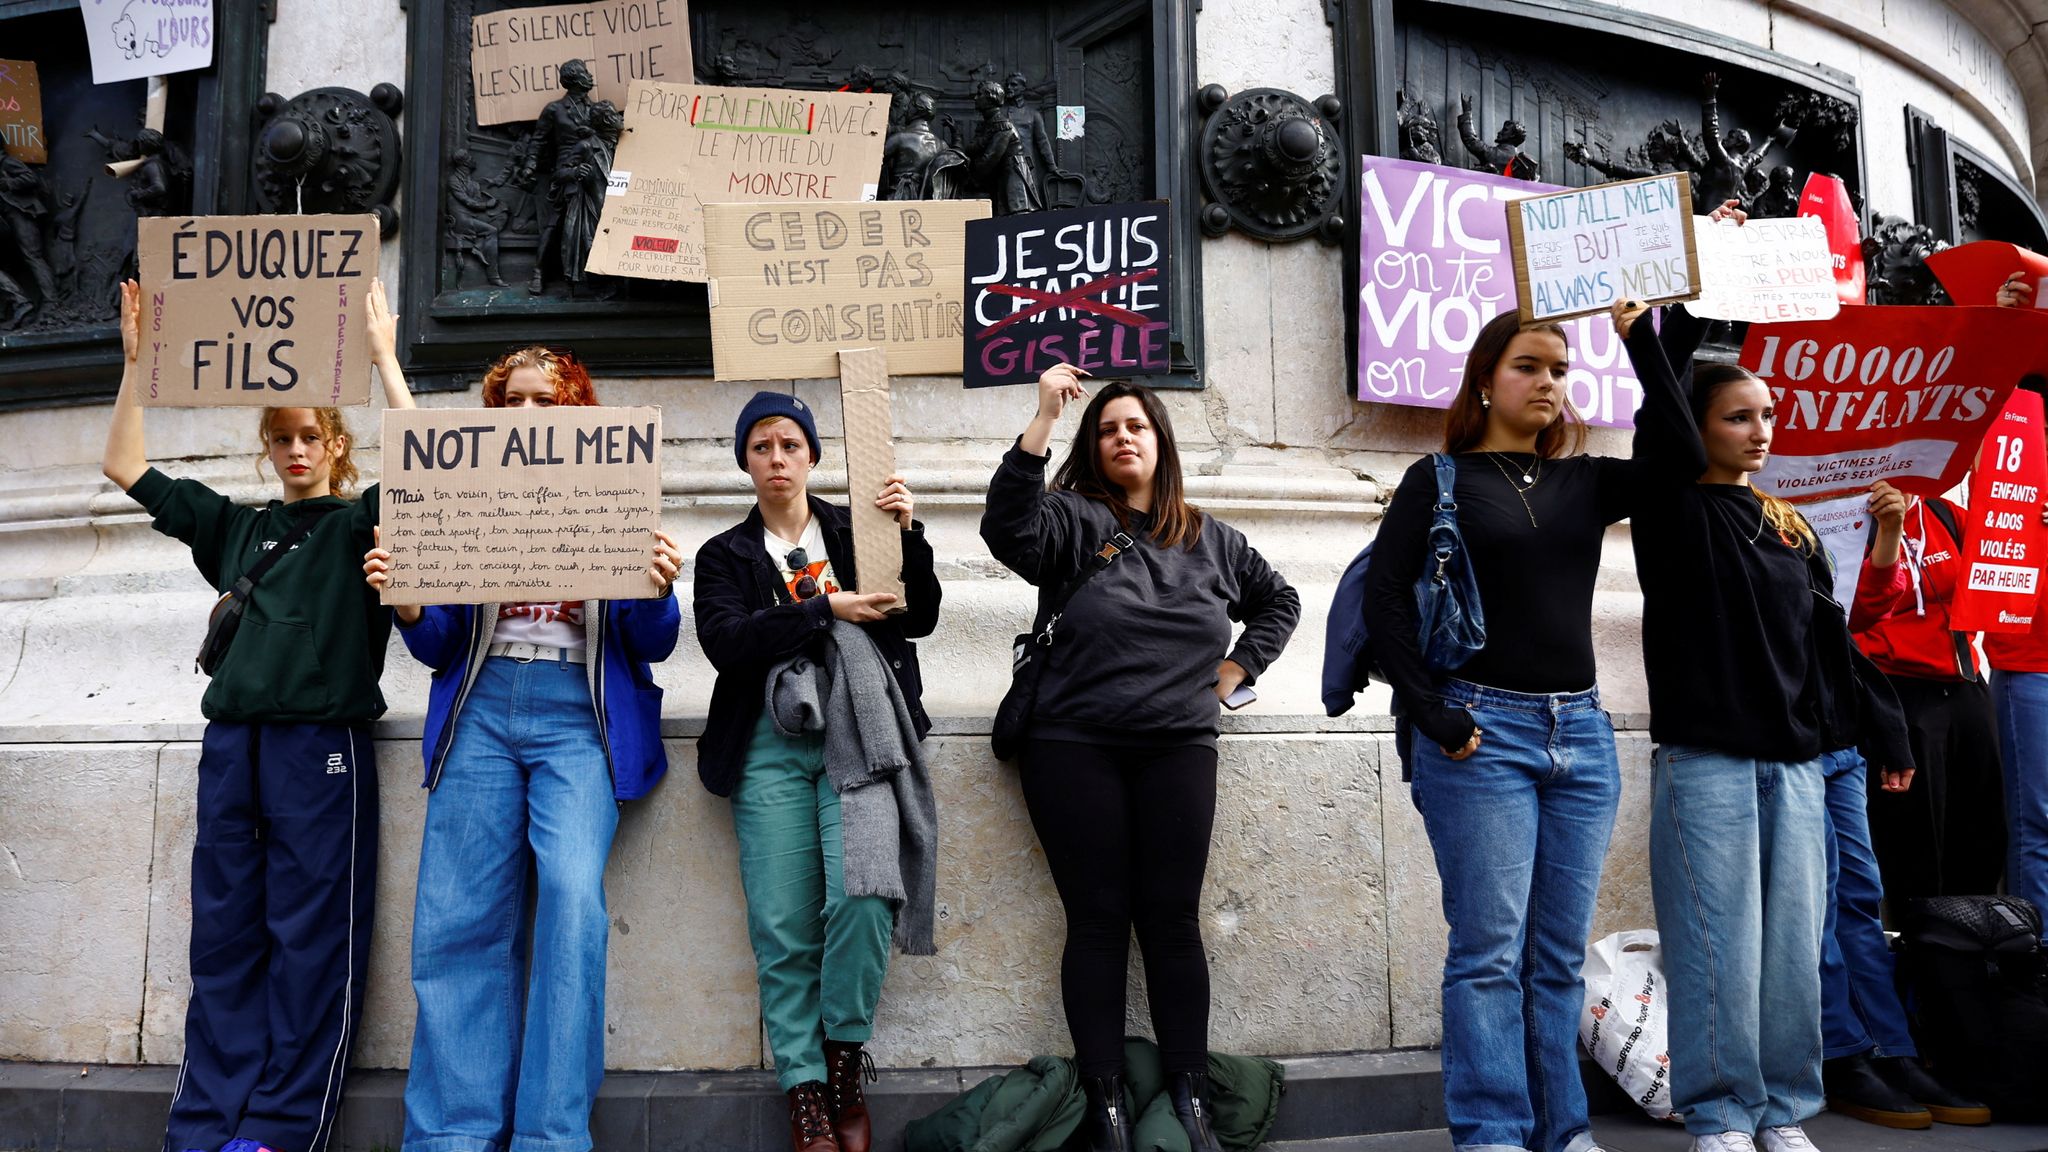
left=1853, top=496, right=1982, bottom=681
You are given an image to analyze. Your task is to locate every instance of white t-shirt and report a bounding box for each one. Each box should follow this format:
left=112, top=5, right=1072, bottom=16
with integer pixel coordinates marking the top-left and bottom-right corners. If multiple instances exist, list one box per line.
left=764, top=518, right=840, bottom=603
left=495, top=601, right=588, bottom=649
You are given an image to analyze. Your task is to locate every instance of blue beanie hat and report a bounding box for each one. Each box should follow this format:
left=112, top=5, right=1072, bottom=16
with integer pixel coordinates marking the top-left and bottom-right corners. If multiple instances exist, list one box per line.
left=733, top=391, right=821, bottom=471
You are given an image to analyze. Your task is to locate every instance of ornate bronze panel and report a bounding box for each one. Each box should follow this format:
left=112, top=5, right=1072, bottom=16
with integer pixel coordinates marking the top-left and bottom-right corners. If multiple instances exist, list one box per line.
left=0, top=0, right=268, bottom=410
left=401, top=0, right=1204, bottom=388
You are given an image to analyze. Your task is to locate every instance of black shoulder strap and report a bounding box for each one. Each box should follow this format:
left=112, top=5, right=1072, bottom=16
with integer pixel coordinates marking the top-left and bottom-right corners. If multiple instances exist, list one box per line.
left=1920, top=498, right=1982, bottom=682
left=234, top=504, right=341, bottom=593
left=1034, top=531, right=1136, bottom=643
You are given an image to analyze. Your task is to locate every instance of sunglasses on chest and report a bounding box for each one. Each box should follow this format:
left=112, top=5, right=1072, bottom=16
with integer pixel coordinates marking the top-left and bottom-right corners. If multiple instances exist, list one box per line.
left=785, top=547, right=819, bottom=601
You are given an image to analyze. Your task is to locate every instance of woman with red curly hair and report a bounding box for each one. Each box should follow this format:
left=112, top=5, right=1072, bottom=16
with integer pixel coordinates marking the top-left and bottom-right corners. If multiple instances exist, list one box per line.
left=364, top=342, right=682, bottom=1152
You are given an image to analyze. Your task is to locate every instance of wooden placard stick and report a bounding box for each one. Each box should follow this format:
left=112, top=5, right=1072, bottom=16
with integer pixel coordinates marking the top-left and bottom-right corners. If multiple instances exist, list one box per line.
left=838, top=346, right=907, bottom=615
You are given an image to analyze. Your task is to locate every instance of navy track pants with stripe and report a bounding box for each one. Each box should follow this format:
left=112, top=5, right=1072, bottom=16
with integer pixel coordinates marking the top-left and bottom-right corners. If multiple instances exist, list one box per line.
left=164, top=721, right=378, bottom=1152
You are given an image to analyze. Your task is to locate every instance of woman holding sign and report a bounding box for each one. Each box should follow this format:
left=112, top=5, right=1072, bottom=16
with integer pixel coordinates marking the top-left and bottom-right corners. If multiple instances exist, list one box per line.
left=982, top=373, right=1299, bottom=1152
left=1364, top=301, right=1633, bottom=1152
left=1618, top=257, right=1911, bottom=1152
left=360, top=344, right=683, bottom=1152
left=101, top=278, right=413, bottom=1152
left=693, top=391, right=942, bottom=1152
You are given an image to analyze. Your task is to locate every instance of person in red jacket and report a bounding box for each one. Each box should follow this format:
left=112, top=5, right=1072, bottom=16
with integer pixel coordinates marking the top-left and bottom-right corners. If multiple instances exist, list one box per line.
left=1853, top=480, right=2006, bottom=903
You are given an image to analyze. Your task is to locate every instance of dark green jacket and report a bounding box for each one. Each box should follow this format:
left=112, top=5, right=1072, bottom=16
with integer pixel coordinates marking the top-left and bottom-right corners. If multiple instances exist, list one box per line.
left=131, top=467, right=390, bottom=723
left=905, top=1039, right=1284, bottom=1152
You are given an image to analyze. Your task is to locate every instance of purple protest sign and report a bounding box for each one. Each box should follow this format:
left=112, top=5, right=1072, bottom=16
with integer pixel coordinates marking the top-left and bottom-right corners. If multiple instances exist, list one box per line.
left=1356, top=155, right=1644, bottom=428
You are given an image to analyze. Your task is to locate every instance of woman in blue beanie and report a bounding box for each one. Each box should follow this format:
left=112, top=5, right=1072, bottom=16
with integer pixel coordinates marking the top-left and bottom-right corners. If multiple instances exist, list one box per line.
left=692, top=391, right=943, bottom=1152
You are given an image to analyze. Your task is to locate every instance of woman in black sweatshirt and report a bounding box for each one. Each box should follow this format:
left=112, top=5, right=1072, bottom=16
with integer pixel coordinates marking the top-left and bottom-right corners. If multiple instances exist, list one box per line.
left=1362, top=301, right=1638, bottom=1152
left=1619, top=287, right=1909, bottom=1152
left=981, top=368, right=1299, bottom=1152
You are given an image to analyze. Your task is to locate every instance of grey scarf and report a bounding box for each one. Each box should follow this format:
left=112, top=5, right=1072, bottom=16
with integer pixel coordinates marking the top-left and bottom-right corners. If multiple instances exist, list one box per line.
left=765, top=618, right=937, bottom=955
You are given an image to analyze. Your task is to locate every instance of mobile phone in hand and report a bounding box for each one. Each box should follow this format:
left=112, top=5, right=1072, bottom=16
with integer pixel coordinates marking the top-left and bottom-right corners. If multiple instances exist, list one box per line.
left=1222, top=684, right=1257, bottom=710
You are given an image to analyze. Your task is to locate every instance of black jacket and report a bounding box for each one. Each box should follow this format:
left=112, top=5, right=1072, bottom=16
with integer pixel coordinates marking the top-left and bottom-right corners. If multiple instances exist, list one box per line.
left=692, top=496, right=941, bottom=796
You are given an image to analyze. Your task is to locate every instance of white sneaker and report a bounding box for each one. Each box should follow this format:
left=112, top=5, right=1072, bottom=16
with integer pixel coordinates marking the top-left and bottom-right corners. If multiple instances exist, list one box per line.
left=1758, top=1127, right=1818, bottom=1152
left=1690, top=1134, right=1757, bottom=1152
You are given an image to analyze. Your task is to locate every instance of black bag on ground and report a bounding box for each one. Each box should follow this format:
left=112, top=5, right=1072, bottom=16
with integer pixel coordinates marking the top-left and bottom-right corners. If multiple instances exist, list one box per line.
left=991, top=531, right=1133, bottom=762
left=195, top=504, right=340, bottom=676
left=1899, top=894, right=2048, bottom=1119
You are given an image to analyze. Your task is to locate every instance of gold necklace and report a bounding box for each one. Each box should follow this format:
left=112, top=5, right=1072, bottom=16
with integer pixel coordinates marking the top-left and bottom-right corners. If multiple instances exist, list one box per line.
left=1486, top=450, right=1541, bottom=487
left=1482, top=451, right=1540, bottom=528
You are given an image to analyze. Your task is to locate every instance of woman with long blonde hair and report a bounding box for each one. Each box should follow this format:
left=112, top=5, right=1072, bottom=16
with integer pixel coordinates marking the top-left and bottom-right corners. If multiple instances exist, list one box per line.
left=1618, top=241, right=1909, bottom=1152
left=101, top=279, right=414, bottom=1152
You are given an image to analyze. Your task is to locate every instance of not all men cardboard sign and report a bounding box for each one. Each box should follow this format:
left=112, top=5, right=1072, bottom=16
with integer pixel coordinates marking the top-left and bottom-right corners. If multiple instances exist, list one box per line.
left=137, top=214, right=379, bottom=407
left=379, top=407, right=664, bottom=606
left=962, top=201, right=1171, bottom=388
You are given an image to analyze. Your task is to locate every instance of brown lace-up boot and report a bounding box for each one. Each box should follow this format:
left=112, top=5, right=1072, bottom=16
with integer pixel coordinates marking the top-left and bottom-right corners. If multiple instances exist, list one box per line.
left=823, top=1039, right=875, bottom=1152
left=787, top=1081, right=841, bottom=1152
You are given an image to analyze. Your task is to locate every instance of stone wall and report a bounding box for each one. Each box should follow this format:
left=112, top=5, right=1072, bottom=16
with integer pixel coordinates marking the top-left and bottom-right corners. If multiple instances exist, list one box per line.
left=0, top=0, right=2030, bottom=1072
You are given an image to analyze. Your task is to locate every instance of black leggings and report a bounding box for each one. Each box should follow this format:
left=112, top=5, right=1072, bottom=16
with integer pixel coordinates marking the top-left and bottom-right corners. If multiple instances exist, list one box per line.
left=1019, top=738, right=1218, bottom=1078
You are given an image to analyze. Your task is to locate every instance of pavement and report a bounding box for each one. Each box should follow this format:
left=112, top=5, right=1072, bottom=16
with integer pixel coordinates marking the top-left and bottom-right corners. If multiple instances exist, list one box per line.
left=1268, top=1112, right=2048, bottom=1151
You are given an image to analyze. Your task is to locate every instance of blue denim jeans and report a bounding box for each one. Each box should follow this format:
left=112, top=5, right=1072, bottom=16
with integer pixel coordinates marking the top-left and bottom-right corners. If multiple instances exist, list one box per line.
left=1992, top=670, right=2048, bottom=915
left=1649, top=745, right=1826, bottom=1137
left=1819, top=748, right=1916, bottom=1060
left=403, top=656, right=620, bottom=1152
left=1411, top=680, right=1619, bottom=1152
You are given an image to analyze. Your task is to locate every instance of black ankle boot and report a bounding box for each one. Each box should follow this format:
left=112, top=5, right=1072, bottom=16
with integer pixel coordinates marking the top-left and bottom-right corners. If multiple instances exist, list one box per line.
left=1080, top=1073, right=1134, bottom=1152
left=1823, top=1050, right=1931, bottom=1129
left=1169, top=1070, right=1224, bottom=1152
left=1873, top=1055, right=1993, bottom=1125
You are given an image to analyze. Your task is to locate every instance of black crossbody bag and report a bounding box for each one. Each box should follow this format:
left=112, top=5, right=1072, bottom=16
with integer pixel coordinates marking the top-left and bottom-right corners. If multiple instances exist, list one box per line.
left=991, top=531, right=1135, bottom=762
left=196, top=505, right=340, bottom=676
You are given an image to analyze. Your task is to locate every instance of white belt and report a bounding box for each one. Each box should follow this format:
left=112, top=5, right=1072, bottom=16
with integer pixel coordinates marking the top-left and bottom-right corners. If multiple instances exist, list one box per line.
left=488, top=641, right=589, bottom=664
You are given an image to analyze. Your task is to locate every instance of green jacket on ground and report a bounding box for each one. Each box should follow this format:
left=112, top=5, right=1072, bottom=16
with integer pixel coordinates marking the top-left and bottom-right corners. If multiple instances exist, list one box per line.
left=905, top=1039, right=1284, bottom=1152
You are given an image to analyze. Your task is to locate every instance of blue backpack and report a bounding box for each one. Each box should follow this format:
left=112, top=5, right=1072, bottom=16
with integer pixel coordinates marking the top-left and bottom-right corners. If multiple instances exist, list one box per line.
left=1322, top=453, right=1486, bottom=716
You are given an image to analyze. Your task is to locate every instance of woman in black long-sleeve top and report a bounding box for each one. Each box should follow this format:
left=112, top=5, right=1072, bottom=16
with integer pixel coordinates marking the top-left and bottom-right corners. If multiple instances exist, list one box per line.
left=1619, top=281, right=1910, bottom=1152
left=1364, top=299, right=1645, bottom=1152
left=981, top=368, right=1299, bottom=1152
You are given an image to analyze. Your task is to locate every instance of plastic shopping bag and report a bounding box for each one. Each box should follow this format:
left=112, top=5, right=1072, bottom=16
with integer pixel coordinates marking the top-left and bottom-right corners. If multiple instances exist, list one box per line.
left=1580, top=930, right=1675, bottom=1120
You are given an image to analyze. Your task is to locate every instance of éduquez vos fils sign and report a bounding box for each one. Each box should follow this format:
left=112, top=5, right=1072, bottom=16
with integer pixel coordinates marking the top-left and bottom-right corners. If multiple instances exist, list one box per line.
left=137, top=214, right=379, bottom=408
left=962, top=201, right=1171, bottom=388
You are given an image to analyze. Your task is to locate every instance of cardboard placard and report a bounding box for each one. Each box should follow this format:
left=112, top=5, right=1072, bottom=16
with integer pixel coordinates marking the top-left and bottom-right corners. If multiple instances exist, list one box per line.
left=838, top=348, right=907, bottom=613
left=1506, top=172, right=1698, bottom=323
left=704, top=199, right=990, bottom=380
left=1689, top=214, right=1839, bottom=324
left=1740, top=305, right=2048, bottom=501
left=81, top=0, right=214, bottom=85
left=0, top=60, right=45, bottom=164
left=1951, top=388, right=2048, bottom=633
left=1355, top=155, right=1648, bottom=428
left=585, top=81, right=889, bottom=282
left=378, top=406, right=663, bottom=606
left=962, top=201, right=1171, bottom=388
left=137, top=214, right=378, bottom=408
left=469, top=0, right=691, bottom=128
left=1925, top=240, right=2048, bottom=308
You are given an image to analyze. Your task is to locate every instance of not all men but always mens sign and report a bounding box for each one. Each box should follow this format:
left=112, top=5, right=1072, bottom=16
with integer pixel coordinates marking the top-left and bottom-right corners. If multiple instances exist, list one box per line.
left=1506, top=173, right=1699, bottom=323
left=137, top=214, right=378, bottom=407
left=379, top=407, right=663, bottom=606
left=962, top=201, right=1171, bottom=388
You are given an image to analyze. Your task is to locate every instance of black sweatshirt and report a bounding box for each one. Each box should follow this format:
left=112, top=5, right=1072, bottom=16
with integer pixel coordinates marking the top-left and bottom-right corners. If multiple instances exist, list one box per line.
left=980, top=442, right=1301, bottom=747
left=1625, top=306, right=1911, bottom=768
left=1365, top=451, right=1634, bottom=750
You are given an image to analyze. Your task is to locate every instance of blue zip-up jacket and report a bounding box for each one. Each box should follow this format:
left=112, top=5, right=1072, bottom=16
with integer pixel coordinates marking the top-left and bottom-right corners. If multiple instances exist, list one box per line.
left=397, top=594, right=681, bottom=800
